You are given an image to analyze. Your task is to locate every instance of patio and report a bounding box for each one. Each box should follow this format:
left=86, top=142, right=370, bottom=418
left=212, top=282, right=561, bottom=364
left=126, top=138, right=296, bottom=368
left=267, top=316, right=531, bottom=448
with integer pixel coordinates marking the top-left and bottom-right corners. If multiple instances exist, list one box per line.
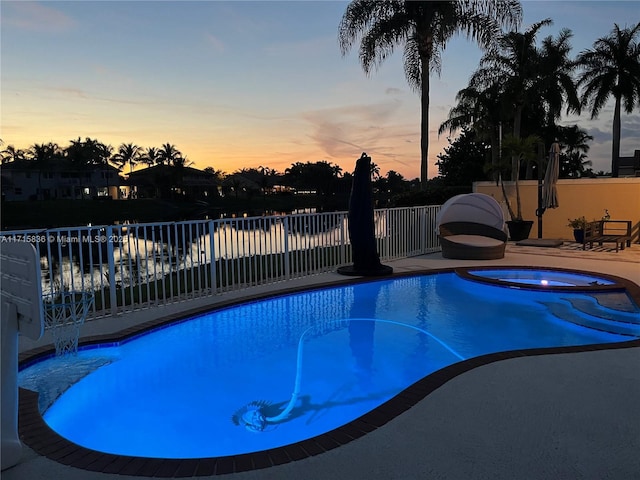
left=5, top=244, right=640, bottom=480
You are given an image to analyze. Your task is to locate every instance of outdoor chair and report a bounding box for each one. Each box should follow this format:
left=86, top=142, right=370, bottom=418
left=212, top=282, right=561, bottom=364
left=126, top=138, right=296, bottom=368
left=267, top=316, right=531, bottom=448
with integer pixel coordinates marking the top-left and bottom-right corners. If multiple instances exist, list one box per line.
left=436, top=193, right=508, bottom=260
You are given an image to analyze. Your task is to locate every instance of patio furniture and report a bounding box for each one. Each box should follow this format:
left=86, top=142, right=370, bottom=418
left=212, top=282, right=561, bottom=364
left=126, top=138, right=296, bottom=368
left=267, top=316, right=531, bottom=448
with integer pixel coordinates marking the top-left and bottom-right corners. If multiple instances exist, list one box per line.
left=582, top=220, right=632, bottom=252
left=436, top=193, right=508, bottom=260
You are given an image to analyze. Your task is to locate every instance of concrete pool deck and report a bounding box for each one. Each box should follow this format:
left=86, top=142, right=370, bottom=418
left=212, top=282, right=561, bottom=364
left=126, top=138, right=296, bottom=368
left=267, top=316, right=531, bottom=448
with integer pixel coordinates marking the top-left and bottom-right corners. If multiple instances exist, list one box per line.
left=5, top=242, right=640, bottom=479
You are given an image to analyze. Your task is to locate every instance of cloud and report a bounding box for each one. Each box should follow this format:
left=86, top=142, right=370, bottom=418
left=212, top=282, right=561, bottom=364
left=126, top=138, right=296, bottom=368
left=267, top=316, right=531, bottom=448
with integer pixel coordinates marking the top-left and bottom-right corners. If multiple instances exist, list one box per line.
left=585, top=126, right=611, bottom=146
left=570, top=113, right=640, bottom=173
left=49, top=87, right=89, bottom=99
left=41, top=85, right=158, bottom=108
left=3, top=1, right=75, bottom=33
left=621, top=114, right=640, bottom=142
left=301, top=99, right=418, bottom=166
left=385, top=87, right=403, bottom=95
left=204, top=33, right=225, bottom=54
left=582, top=113, right=640, bottom=149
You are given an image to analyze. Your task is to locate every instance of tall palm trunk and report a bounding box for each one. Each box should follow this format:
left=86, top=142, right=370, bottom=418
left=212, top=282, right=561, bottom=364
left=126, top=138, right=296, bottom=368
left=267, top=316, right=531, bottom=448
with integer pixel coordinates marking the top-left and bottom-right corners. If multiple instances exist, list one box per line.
left=611, top=95, right=621, bottom=177
left=511, top=103, right=523, bottom=182
left=420, top=56, right=430, bottom=187
left=490, top=128, right=500, bottom=182
left=499, top=173, right=517, bottom=220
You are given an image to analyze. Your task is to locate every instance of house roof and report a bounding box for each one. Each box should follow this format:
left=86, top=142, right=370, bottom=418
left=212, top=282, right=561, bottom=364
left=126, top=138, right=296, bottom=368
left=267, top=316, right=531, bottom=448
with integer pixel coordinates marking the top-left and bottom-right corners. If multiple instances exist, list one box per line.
left=126, top=164, right=218, bottom=186
left=127, top=164, right=213, bottom=177
left=222, top=173, right=261, bottom=191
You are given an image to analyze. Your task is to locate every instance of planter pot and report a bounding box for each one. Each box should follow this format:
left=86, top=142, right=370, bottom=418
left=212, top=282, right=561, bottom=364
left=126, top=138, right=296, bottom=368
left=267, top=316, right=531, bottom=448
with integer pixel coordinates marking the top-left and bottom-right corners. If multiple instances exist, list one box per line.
left=573, top=229, right=584, bottom=243
left=506, top=220, right=533, bottom=241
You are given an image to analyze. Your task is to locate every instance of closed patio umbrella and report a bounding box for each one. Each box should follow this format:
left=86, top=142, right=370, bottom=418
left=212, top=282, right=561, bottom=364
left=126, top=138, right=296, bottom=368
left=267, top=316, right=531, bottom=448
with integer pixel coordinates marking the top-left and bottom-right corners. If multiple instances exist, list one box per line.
left=337, top=152, right=392, bottom=276
left=542, top=141, right=560, bottom=209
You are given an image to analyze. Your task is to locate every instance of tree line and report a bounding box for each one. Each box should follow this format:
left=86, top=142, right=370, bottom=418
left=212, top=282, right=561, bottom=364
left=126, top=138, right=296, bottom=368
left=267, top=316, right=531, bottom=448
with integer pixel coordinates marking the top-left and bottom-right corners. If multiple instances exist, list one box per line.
left=339, top=1, right=640, bottom=183
left=0, top=137, right=420, bottom=200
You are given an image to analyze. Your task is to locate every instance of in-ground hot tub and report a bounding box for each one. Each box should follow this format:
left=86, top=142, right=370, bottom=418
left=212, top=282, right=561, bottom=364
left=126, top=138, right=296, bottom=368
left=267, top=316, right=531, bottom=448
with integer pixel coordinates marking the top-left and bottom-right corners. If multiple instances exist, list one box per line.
left=457, top=267, right=618, bottom=290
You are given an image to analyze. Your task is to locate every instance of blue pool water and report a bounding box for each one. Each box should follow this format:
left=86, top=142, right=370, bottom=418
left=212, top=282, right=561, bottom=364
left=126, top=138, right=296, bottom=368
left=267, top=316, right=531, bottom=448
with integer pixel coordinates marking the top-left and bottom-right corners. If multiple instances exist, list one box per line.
left=19, top=273, right=640, bottom=459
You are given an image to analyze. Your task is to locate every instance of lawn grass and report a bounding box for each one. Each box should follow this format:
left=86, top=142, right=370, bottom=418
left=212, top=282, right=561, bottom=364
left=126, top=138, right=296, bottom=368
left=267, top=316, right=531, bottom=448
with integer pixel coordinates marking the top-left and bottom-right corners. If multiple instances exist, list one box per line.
left=91, top=244, right=348, bottom=312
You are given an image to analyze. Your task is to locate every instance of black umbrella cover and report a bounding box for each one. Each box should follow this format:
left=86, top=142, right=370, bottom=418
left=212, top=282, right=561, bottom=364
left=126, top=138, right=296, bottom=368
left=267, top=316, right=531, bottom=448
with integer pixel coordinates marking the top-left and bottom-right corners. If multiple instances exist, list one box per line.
left=337, top=152, right=392, bottom=276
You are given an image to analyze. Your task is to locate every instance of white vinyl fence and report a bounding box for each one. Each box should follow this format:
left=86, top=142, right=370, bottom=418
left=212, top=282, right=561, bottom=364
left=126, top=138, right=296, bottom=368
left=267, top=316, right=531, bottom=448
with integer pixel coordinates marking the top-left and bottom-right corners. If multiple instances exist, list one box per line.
left=0, top=205, right=441, bottom=320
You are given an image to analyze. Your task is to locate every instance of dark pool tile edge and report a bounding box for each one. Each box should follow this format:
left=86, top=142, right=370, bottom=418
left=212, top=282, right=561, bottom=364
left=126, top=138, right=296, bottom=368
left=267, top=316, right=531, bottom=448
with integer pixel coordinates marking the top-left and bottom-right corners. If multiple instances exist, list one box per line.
left=16, top=267, right=640, bottom=477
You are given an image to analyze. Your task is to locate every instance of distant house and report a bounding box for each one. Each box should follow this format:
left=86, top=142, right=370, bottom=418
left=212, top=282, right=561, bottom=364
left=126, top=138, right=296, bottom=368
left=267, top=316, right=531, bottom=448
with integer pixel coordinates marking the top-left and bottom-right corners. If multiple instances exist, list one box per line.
left=0, top=159, right=124, bottom=201
left=617, top=150, right=640, bottom=177
left=126, top=165, right=219, bottom=200
left=221, top=173, right=261, bottom=198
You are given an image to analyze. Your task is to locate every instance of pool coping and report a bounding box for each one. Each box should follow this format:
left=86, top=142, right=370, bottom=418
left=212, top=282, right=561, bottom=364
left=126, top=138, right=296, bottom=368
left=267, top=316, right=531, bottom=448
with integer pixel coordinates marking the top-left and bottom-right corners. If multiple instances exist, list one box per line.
left=17, top=267, right=640, bottom=477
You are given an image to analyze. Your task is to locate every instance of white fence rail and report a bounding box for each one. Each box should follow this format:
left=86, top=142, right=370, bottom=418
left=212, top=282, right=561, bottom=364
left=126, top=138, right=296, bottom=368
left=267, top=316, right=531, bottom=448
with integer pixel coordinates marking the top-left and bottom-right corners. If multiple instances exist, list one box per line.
left=0, top=205, right=441, bottom=320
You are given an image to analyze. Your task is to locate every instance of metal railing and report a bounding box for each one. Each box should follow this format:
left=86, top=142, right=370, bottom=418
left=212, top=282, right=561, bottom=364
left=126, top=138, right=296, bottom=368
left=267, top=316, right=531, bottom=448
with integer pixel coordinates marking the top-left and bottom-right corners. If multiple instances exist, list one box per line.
left=0, top=205, right=441, bottom=321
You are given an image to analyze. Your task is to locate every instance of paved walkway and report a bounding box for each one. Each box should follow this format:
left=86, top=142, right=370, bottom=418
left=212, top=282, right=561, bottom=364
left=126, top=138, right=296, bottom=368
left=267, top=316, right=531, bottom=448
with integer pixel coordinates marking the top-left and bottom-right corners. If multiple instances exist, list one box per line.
left=5, top=243, right=640, bottom=480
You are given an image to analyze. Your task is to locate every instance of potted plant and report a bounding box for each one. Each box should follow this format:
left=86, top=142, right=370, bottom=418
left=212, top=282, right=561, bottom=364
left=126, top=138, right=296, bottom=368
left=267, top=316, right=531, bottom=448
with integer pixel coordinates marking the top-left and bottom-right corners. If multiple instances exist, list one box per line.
left=485, top=134, right=540, bottom=241
left=567, top=216, right=588, bottom=243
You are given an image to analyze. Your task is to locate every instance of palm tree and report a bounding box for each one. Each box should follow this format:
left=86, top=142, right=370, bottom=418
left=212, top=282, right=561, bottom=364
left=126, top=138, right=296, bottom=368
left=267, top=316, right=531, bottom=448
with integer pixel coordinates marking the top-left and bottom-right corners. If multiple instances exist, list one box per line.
left=380, top=170, right=410, bottom=194
left=438, top=83, right=506, bottom=179
left=470, top=19, right=580, bottom=178
left=338, top=0, right=522, bottom=186
left=562, top=150, right=592, bottom=178
left=84, top=137, right=112, bottom=166
left=556, top=125, right=593, bottom=178
left=1, top=144, right=25, bottom=164
left=254, top=166, right=274, bottom=196
left=204, top=166, right=225, bottom=197
left=369, top=161, right=381, bottom=181
left=64, top=137, right=115, bottom=196
left=559, top=125, right=592, bottom=153
left=486, top=134, right=540, bottom=221
left=169, top=155, right=193, bottom=168
left=27, top=142, right=61, bottom=200
left=471, top=20, right=552, bottom=139
left=155, top=144, right=190, bottom=197
left=285, top=160, right=343, bottom=195
left=157, top=143, right=183, bottom=166
left=66, top=137, right=113, bottom=167
left=66, top=137, right=90, bottom=167
left=140, top=147, right=160, bottom=167
left=113, top=143, right=141, bottom=173
left=576, top=22, right=640, bottom=177
left=536, top=28, right=581, bottom=129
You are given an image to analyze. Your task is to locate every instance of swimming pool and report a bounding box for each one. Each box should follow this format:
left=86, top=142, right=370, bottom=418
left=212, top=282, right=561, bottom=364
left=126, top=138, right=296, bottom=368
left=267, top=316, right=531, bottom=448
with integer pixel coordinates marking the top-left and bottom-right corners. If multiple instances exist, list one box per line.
left=18, top=270, right=640, bottom=470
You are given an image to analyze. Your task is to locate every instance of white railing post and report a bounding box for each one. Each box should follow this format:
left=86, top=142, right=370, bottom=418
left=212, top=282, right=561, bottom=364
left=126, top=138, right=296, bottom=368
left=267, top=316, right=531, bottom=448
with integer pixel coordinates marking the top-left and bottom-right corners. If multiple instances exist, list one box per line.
left=418, top=207, right=424, bottom=254
left=340, top=213, right=347, bottom=265
left=106, top=226, right=117, bottom=315
left=384, top=209, right=390, bottom=260
left=208, top=220, right=217, bottom=294
left=283, top=216, right=291, bottom=279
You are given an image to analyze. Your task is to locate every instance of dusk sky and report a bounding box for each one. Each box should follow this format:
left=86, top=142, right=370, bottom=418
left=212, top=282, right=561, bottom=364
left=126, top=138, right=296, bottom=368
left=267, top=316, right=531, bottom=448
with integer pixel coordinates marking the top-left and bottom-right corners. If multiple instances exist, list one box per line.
left=2, top=1, right=639, bottom=179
